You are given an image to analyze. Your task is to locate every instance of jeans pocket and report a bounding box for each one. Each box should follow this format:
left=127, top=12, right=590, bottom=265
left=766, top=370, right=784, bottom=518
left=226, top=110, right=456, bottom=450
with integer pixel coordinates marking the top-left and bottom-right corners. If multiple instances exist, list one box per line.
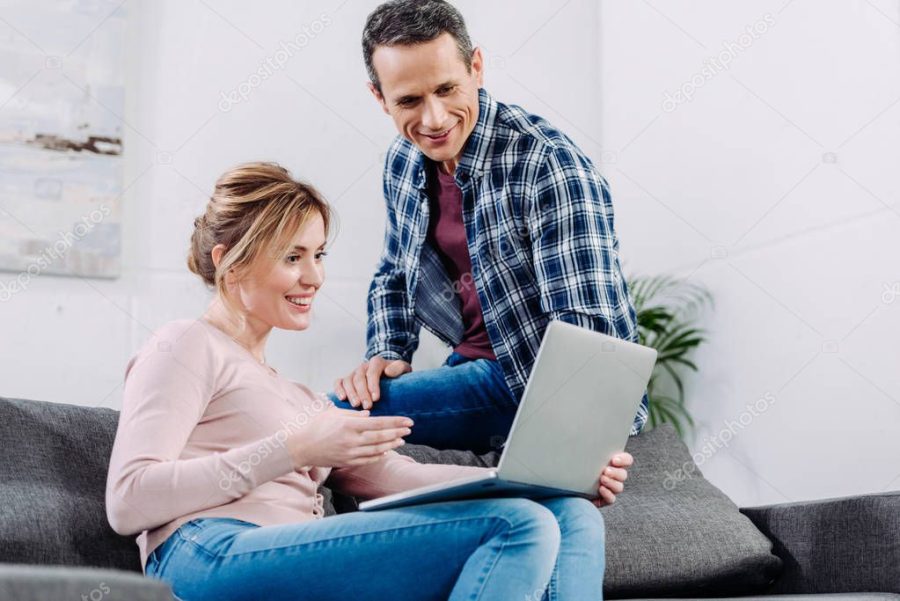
left=147, top=531, right=185, bottom=579
left=174, top=519, right=204, bottom=540
left=175, top=518, right=255, bottom=558
left=145, top=549, right=159, bottom=577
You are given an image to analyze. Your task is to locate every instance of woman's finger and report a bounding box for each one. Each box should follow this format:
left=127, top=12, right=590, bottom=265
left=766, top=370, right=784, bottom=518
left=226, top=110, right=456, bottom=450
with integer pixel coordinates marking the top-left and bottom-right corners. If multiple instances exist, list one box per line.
left=603, top=466, right=628, bottom=482
left=600, top=476, right=624, bottom=494
left=354, top=439, right=404, bottom=458
left=611, top=452, right=634, bottom=467
left=361, top=427, right=411, bottom=444
left=598, top=485, right=616, bottom=505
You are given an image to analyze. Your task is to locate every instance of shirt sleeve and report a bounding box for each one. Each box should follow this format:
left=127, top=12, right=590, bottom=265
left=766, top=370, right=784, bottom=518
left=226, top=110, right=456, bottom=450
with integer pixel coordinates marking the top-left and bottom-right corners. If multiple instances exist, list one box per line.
left=326, top=451, right=488, bottom=500
left=105, top=323, right=295, bottom=536
left=529, top=146, right=648, bottom=434
left=365, top=142, right=422, bottom=362
left=529, top=145, right=639, bottom=339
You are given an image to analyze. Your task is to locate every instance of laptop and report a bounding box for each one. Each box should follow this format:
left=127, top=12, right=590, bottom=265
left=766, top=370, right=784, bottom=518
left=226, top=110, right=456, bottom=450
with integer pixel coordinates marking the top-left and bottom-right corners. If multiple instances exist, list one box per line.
left=359, top=319, right=658, bottom=511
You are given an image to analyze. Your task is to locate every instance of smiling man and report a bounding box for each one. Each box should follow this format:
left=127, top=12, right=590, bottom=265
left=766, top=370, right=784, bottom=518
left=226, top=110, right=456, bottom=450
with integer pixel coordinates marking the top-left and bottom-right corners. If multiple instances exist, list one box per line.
left=333, top=0, right=646, bottom=452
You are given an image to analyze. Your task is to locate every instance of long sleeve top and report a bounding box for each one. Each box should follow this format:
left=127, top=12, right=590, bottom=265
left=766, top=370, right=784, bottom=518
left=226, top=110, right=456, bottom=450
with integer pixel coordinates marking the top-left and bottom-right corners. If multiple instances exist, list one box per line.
left=105, top=318, right=484, bottom=570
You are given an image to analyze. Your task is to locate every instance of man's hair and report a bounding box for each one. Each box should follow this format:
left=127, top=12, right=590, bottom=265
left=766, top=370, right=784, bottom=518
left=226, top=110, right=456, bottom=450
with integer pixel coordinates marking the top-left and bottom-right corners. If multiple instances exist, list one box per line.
left=362, top=0, right=474, bottom=92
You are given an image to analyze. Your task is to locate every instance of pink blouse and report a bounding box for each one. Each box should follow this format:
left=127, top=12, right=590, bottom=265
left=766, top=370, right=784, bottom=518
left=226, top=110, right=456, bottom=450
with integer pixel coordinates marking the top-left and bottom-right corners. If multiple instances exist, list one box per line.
left=105, top=319, right=485, bottom=570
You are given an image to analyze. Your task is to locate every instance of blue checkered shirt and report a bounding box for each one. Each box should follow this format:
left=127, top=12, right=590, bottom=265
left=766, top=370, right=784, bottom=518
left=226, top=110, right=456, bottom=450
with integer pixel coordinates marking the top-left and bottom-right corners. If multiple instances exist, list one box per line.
left=366, top=88, right=648, bottom=435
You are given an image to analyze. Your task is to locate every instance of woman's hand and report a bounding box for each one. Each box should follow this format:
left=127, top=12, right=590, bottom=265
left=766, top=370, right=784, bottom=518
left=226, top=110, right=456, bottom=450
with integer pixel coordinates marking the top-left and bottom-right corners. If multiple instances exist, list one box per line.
left=592, top=452, right=633, bottom=508
left=287, top=407, right=413, bottom=469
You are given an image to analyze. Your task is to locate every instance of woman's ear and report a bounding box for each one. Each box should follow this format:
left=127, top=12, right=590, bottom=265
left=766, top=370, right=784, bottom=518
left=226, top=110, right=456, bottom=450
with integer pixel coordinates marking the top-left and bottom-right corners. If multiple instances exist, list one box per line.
left=210, top=244, right=227, bottom=269
left=211, top=244, right=238, bottom=288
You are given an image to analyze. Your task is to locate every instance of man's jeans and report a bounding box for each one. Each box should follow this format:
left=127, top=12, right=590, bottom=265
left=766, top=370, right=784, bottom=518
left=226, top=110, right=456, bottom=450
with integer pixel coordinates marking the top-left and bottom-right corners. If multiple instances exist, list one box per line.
left=146, top=497, right=605, bottom=601
left=330, top=353, right=519, bottom=452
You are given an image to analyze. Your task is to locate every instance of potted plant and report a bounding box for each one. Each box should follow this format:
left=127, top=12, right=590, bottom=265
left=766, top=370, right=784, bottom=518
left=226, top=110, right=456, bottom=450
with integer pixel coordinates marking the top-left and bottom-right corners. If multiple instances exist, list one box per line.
left=629, top=275, right=713, bottom=437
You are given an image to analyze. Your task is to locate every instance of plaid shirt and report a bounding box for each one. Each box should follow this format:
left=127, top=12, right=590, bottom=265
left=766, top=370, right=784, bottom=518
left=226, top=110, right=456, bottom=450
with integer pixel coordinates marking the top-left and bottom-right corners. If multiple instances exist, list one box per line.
left=366, top=88, right=648, bottom=435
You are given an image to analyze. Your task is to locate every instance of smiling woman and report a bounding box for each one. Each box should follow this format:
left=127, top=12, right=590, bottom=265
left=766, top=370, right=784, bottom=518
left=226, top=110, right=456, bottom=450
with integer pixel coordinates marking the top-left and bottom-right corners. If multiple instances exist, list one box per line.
left=187, top=162, right=331, bottom=360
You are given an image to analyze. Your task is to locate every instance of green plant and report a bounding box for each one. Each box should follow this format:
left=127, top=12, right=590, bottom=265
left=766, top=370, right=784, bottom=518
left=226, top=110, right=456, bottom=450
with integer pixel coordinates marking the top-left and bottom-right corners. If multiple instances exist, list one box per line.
left=629, top=274, right=713, bottom=437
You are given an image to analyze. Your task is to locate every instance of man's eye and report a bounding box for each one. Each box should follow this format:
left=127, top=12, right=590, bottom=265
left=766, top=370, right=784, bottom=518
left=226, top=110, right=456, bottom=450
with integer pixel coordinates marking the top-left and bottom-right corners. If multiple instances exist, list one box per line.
left=437, top=86, right=454, bottom=95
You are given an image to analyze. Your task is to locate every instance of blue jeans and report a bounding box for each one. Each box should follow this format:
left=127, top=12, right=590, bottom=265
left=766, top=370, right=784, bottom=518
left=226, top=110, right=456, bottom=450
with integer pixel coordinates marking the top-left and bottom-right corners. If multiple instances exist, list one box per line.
left=146, top=497, right=605, bottom=601
left=329, top=353, right=519, bottom=453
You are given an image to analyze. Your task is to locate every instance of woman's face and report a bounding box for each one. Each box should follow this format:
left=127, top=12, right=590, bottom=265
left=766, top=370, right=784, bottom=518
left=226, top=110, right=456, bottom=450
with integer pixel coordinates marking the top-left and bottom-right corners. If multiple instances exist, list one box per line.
left=234, top=211, right=327, bottom=332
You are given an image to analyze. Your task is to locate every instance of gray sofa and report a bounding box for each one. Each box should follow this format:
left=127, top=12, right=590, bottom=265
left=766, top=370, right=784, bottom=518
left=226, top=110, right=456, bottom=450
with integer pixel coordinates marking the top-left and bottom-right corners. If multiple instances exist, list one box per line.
left=1, top=395, right=897, bottom=600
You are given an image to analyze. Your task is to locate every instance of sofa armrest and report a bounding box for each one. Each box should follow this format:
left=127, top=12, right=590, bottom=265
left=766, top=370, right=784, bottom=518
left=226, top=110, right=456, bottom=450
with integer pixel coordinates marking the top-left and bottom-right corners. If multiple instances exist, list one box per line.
left=740, top=490, right=900, bottom=594
left=0, top=564, right=174, bottom=601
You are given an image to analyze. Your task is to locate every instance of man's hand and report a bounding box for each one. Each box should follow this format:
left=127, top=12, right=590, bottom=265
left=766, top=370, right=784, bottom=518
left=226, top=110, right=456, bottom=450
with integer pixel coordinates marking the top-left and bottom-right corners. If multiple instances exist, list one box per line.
left=334, top=356, right=412, bottom=410
left=592, top=452, right=633, bottom=508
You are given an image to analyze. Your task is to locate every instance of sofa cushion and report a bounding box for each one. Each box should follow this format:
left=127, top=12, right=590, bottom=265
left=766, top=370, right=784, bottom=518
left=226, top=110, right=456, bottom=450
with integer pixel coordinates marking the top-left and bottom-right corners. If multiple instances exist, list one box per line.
left=0, top=564, right=174, bottom=601
left=399, top=423, right=783, bottom=598
left=742, top=491, right=900, bottom=594
left=0, top=396, right=342, bottom=572
left=0, top=397, right=141, bottom=571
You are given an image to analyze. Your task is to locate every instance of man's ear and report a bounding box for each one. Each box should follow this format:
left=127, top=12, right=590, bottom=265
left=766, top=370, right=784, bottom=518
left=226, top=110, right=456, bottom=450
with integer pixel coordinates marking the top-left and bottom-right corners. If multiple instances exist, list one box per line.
left=367, top=81, right=391, bottom=115
left=471, top=47, right=484, bottom=88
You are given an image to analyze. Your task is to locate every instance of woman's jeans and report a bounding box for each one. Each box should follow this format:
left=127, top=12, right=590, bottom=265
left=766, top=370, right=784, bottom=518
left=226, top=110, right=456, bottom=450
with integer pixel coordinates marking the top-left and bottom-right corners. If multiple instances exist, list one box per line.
left=146, top=497, right=605, bottom=601
left=329, top=353, right=519, bottom=453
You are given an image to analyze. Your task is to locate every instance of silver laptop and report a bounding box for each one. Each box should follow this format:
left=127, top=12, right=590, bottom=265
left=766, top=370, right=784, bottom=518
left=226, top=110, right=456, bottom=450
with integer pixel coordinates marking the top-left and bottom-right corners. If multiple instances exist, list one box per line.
left=359, top=320, right=658, bottom=511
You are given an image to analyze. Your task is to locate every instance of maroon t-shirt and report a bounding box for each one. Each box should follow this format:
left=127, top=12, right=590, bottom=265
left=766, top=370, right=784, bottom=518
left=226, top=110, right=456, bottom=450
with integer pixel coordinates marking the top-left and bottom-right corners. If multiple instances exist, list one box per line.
left=427, top=162, right=496, bottom=361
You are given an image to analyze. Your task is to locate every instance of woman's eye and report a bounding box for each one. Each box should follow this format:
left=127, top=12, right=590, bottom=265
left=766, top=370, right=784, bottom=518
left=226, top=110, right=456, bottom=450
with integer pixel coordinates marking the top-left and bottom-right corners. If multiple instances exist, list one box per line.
left=315, top=251, right=328, bottom=261
left=287, top=255, right=300, bottom=263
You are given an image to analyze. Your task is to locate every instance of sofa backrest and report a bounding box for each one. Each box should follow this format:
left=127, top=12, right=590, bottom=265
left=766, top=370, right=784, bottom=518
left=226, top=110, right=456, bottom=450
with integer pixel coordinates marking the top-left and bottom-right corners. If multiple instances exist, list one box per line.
left=0, top=396, right=142, bottom=571
left=0, top=395, right=349, bottom=572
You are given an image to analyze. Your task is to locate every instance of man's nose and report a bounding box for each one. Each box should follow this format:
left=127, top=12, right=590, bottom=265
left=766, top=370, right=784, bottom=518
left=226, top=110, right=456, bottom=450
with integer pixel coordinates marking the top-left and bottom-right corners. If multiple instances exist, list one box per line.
left=421, top=96, right=448, bottom=131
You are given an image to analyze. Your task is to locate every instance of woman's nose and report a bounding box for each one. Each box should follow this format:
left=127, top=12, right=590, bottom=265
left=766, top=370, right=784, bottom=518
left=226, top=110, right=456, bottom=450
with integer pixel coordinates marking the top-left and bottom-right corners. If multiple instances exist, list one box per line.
left=300, top=263, right=324, bottom=288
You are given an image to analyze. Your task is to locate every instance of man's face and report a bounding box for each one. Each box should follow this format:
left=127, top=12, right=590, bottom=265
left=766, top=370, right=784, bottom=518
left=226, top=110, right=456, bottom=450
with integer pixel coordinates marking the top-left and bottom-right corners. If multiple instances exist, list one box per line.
left=369, top=33, right=483, bottom=171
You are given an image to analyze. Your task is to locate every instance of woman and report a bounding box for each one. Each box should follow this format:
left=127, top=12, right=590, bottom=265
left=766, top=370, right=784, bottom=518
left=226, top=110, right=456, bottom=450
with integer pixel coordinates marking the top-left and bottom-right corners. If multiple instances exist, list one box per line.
left=106, top=162, right=632, bottom=601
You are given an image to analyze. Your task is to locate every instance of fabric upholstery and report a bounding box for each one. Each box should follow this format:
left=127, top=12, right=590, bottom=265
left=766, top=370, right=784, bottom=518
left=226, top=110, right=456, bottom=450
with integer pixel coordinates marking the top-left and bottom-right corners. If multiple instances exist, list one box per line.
left=0, top=564, right=173, bottom=601
left=742, top=492, right=900, bottom=594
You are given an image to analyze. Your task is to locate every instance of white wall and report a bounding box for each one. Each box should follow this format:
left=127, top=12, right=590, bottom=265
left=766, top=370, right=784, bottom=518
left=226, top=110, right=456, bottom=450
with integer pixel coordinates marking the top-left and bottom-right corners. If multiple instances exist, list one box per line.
left=598, top=0, right=900, bottom=507
left=1, top=0, right=897, bottom=508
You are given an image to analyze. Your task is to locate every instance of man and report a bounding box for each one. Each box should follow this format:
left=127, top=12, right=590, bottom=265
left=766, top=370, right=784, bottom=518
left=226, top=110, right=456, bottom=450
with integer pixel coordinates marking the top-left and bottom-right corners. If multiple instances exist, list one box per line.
left=332, top=0, right=647, bottom=453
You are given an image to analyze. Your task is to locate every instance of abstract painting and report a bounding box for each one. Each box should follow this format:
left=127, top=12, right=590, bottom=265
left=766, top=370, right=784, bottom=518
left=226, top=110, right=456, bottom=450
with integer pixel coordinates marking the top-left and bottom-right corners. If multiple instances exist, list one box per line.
left=0, top=0, right=125, bottom=280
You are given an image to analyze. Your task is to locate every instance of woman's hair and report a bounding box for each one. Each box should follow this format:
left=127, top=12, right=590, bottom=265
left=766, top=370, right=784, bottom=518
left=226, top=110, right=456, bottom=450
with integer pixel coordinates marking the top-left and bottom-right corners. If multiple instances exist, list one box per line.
left=188, top=162, right=331, bottom=316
